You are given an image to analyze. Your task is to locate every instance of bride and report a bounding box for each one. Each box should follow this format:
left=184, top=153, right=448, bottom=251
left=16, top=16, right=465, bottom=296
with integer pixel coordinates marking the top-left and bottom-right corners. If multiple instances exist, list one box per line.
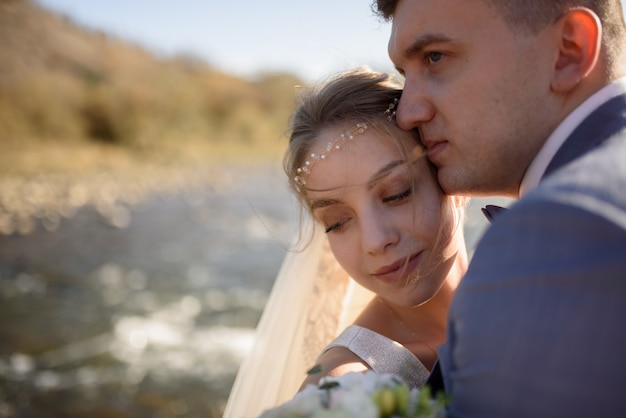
left=223, top=68, right=468, bottom=417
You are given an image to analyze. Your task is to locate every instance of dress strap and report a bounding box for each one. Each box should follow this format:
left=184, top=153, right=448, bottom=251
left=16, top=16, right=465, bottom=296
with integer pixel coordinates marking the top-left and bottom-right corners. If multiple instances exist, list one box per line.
left=321, top=325, right=431, bottom=388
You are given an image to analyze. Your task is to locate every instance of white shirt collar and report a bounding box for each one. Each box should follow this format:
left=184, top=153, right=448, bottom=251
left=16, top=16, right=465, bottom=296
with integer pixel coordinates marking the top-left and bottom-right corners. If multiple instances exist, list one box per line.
left=519, top=76, right=626, bottom=197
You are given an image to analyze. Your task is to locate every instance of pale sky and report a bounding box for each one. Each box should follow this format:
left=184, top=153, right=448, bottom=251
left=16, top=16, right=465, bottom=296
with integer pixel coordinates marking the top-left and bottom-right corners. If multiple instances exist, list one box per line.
left=34, top=1, right=626, bottom=83
left=34, top=0, right=395, bottom=83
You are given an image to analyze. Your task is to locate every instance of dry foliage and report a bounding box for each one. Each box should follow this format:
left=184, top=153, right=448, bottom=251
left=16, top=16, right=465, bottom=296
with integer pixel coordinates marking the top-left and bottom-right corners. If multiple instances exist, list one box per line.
left=0, top=0, right=305, bottom=175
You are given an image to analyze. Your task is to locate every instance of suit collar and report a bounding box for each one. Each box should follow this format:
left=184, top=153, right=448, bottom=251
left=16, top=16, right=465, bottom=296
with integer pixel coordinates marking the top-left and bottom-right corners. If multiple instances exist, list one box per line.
left=544, top=93, right=626, bottom=178
left=519, top=78, right=626, bottom=196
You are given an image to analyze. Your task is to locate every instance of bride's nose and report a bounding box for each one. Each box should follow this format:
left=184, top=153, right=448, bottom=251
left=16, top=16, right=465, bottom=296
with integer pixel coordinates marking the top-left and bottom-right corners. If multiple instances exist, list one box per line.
left=361, top=214, right=399, bottom=255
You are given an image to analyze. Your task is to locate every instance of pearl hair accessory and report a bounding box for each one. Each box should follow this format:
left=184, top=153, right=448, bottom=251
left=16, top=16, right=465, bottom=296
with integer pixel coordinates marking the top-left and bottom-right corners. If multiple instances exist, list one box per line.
left=385, top=97, right=398, bottom=122
left=294, top=122, right=370, bottom=186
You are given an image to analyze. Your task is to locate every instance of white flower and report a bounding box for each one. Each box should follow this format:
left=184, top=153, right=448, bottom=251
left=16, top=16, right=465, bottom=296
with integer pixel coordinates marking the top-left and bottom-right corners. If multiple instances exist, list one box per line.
left=259, top=387, right=320, bottom=418
left=331, top=388, right=378, bottom=418
left=258, top=371, right=446, bottom=418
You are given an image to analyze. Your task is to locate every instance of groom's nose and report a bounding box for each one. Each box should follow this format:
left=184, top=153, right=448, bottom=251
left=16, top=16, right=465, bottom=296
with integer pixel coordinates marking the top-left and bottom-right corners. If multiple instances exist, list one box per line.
left=396, top=87, right=435, bottom=131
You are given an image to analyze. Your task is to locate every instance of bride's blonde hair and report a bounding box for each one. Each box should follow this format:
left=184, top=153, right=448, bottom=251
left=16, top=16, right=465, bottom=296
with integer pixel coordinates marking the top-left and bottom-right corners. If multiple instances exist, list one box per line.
left=285, top=68, right=404, bottom=205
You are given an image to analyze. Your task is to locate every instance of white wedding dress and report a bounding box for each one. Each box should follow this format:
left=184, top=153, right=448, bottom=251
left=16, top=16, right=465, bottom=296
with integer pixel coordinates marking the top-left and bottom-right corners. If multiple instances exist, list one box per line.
left=223, top=223, right=374, bottom=418
left=320, top=324, right=430, bottom=388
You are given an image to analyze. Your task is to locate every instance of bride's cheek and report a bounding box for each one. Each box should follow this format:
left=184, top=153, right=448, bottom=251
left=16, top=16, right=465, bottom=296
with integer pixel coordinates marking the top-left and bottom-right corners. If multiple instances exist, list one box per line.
left=328, top=239, right=356, bottom=273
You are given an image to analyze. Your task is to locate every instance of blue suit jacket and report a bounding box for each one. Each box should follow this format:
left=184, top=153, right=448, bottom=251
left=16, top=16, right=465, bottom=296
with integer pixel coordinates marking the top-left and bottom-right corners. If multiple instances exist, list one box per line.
left=439, top=94, right=626, bottom=417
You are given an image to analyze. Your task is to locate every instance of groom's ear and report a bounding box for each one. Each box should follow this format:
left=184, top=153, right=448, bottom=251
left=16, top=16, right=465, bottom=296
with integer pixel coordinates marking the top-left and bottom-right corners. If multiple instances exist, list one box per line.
left=551, top=8, right=601, bottom=93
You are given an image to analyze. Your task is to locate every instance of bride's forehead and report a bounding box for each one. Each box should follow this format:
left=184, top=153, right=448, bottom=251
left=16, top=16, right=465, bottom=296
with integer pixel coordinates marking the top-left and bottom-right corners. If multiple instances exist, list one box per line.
left=314, top=124, right=413, bottom=156
left=306, top=157, right=414, bottom=196
left=311, top=138, right=402, bottom=179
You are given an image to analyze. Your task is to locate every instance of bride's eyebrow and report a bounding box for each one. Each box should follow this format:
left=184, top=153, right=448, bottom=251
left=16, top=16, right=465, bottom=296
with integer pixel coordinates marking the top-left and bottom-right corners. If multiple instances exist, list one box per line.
left=310, top=198, right=341, bottom=210
left=367, top=160, right=405, bottom=190
left=309, top=160, right=406, bottom=210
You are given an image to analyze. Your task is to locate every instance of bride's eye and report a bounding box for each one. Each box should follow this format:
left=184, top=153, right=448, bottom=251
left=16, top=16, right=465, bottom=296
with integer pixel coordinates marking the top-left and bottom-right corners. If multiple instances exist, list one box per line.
left=383, top=188, right=412, bottom=204
left=325, top=218, right=350, bottom=234
left=317, top=208, right=352, bottom=234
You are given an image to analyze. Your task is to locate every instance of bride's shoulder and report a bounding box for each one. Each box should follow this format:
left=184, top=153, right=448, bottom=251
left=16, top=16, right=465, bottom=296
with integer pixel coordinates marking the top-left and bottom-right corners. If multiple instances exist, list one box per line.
left=299, top=345, right=369, bottom=390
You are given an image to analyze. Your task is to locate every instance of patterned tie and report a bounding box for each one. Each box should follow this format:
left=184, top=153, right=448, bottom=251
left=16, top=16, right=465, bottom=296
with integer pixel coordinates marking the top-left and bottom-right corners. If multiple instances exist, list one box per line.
left=481, top=204, right=508, bottom=223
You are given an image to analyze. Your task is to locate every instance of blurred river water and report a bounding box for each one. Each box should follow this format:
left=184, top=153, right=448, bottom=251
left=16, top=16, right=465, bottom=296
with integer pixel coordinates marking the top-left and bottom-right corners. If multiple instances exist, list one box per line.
left=0, top=163, right=299, bottom=417
left=0, top=163, right=508, bottom=417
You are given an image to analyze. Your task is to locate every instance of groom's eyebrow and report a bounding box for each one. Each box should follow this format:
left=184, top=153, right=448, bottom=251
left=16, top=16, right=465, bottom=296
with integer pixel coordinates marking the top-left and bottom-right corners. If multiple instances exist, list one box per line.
left=399, top=33, right=452, bottom=64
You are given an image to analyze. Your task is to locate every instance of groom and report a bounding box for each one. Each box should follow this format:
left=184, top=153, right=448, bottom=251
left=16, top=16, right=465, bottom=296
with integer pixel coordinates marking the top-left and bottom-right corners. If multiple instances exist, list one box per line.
left=374, top=0, right=626, bottom=416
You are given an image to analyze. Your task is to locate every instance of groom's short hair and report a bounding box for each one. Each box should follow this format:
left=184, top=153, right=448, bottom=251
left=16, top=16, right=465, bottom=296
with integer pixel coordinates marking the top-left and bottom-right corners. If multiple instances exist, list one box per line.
left=372, top=0, right=626, bottom=74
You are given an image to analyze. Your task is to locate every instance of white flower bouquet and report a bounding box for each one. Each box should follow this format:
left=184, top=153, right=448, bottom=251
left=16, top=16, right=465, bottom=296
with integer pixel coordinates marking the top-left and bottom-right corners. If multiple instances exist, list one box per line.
left=258, top=371, right=447, bottom=418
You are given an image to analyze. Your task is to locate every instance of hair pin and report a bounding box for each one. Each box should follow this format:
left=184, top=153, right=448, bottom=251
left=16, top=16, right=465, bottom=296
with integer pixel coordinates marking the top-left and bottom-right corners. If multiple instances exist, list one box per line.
left=385, top=97, right=398, bottom=122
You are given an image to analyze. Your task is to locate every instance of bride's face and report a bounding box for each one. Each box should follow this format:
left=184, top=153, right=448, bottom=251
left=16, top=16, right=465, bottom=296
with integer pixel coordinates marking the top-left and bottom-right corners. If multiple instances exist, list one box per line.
left=304, top=123, right=461, bottom=307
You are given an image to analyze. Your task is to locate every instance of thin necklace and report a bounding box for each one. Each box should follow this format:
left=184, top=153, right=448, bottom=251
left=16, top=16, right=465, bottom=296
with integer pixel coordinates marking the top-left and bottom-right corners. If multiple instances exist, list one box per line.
left=377, top=297, right=439, bottom=358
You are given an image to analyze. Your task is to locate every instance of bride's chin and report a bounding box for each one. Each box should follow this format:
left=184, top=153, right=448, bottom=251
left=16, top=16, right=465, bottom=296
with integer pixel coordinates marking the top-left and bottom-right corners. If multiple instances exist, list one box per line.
left=403, top=284, right=440, bottom=307
left=384, top=276, right=437, bottom=307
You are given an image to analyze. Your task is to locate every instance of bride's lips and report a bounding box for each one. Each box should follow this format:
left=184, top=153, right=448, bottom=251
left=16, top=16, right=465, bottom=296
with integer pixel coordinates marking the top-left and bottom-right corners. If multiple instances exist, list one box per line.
left=373, top=252, right=422, bottom=283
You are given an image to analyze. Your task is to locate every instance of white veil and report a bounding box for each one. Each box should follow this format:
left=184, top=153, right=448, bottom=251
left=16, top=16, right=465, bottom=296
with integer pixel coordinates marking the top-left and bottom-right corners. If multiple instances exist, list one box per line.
left=223, top=222, right=373, bottom=418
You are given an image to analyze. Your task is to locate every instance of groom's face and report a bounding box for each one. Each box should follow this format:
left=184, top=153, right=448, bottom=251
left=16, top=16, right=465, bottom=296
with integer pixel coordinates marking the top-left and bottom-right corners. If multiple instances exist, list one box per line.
left=387, top=0, right=560, bottom=198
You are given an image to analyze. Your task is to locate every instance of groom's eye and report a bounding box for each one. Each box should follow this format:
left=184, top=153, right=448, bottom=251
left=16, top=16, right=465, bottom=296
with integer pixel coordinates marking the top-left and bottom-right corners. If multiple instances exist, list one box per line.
left=426, top=51, right=443, bottom=64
